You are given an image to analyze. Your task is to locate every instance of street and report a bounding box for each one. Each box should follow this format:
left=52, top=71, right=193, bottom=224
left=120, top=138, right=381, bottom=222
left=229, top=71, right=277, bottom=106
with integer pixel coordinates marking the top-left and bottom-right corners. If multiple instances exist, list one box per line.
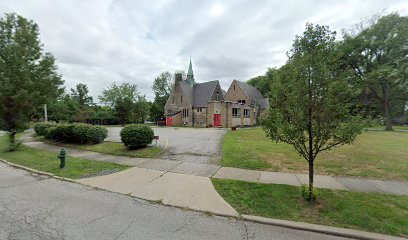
left=0, top=162, right=348, bottom=240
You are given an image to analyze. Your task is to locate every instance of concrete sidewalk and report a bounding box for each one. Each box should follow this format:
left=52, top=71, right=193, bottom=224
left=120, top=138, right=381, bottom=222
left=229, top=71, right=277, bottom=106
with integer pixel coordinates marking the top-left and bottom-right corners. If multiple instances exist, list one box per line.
left=21, top=136, right=408, bottom=196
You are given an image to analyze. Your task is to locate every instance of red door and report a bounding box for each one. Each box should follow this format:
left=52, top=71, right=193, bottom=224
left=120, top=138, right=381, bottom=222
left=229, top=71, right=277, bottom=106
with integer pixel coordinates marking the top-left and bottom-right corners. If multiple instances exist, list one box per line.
left=214, top=114, right=221, bottom=127
left=166, top=116, right=172, bottom=127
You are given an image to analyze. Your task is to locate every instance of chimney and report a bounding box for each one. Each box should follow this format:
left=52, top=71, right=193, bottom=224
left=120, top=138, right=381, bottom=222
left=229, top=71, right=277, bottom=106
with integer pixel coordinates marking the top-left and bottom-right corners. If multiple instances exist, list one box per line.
left=175, top=73, right=182, bottom=84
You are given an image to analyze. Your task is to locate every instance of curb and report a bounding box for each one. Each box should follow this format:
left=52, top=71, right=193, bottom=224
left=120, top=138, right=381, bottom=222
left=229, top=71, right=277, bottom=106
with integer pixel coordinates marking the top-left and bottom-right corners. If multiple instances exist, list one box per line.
left=242, top=215, right=406, bottom=240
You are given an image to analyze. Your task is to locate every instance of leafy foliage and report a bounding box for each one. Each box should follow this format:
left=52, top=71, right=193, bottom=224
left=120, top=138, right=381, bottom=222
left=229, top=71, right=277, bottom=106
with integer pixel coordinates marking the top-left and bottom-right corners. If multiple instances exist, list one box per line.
left=151, top=71, right=174, bottom=121
left=340, top=13, right=408, bottom=130
left=41, top=123, right=107, bottom=144
left=0, top=13, right=64, bottom=149
left=120, top=124, right=154, bottom=149
left=262, top=23, right=363, bottom=201
left=33, top=122, right=55, bottom=136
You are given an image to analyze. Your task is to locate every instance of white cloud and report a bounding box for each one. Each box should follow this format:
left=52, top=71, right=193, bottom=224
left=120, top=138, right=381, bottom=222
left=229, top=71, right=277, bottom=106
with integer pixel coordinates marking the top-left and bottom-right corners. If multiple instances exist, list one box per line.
left=0, top=0, right=407, bottom=100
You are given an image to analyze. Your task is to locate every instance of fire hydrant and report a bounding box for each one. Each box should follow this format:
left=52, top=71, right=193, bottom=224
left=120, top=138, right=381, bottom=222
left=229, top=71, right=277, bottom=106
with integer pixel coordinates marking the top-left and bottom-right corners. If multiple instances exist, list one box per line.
left=58, top=149, right=66, bottom=168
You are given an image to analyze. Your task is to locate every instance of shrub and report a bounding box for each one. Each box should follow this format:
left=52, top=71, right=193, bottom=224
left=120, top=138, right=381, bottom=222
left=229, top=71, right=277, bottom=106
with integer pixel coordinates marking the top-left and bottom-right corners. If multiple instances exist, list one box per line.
left=72, top=124, right=90, bottom=144
left=300, top=184, right=318, bottom=201
left=86, top=125, right=108, bottom=144
left=120, top=125, right=154, bottom=149
left=42, top=123, right=108, bottom=144
left=34, top=122, right=54, bottom=136
left=44, top=126, right=58, bottom=140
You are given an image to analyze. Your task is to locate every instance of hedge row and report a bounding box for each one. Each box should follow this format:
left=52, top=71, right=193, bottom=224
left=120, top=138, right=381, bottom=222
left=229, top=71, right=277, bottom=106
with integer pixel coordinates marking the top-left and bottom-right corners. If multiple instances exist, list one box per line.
left=34, top=122, right=108, bottom=144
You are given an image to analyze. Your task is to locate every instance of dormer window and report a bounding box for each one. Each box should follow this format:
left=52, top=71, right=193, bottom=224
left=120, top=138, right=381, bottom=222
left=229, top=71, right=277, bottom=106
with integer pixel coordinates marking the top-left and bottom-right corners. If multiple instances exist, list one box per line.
left=216, top=92, right=220, bottom=101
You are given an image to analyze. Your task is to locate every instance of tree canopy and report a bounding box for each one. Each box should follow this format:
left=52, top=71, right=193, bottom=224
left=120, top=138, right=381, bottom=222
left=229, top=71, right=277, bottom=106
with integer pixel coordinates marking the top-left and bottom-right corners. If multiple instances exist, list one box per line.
left=0, top=13, right=64, bottom=149
left=340, top=13, right=408, bottom=130
left=262, top=23, right=363, bottom=201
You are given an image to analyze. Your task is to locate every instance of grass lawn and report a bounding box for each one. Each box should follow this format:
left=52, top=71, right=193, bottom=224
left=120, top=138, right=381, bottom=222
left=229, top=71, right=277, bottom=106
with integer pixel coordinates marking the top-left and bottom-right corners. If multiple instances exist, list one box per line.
left=212, top=179, right=408, bottom=237
left=0, top=136, right=130, bottom=179
left=222, top=127, right=408, bottom=181
left=39, top=138, right=162, bottom=159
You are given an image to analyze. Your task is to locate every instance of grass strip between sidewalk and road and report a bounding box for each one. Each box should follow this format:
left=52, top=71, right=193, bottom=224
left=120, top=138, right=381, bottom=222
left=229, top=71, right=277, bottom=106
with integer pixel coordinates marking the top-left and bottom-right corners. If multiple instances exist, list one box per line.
left=38, top=137, right=162, bottom=159
left=0, top=136, right=130, bottom=179
left=212, top=178, right=408, bottom=237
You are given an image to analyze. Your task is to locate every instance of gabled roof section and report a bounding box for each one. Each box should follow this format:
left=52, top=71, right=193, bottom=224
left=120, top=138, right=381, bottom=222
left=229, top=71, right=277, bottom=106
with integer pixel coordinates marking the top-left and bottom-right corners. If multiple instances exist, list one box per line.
left=192, top=80, right=220, bottom=108
left=236, top=80, right=268, bottom=109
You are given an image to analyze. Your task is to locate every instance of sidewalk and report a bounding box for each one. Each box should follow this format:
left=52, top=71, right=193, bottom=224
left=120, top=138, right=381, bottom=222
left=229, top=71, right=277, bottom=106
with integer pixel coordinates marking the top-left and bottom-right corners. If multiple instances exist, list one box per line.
left=21, top=135, right=408, bottom=196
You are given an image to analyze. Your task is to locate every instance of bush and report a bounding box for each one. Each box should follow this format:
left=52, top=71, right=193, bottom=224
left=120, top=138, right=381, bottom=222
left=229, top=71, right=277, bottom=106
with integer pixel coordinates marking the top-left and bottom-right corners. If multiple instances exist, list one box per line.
left=86, top=125, right=108, bottom=144
left=72, top=124, right=90, bottom=144
left=34, top=122, right=54, bottom=136
left=120, top=125, right=154, bottom=149
left=44, top=126, right=58, bottom=140
left=42, top=123, right=107, bottom=144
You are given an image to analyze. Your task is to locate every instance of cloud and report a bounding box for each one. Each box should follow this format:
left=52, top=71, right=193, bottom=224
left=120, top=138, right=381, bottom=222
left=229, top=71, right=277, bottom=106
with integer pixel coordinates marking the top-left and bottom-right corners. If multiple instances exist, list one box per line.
left=1, top=0, right=407, bottom=99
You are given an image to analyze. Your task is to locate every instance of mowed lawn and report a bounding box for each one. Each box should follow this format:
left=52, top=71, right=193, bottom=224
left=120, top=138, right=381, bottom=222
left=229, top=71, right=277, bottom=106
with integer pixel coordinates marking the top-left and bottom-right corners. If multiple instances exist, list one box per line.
left=212, top=179, right=408, bottom=237
left=43, top=140, right=162, bottom=159
left=222, top=127, right=408, bottom=181
left=0, top=136, right=130, bottom=179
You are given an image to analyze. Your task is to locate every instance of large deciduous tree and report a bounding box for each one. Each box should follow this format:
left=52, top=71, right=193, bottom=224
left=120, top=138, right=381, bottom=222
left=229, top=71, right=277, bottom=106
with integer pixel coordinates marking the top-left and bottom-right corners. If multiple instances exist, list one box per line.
left=262, top=24, right=363, bottom=201
left=247, top=68, right=278, bottom=96
left=70, top=83, right=94, bottom=109
left=340, top=13, right=408, bottom=130
left=99, top=82, right=139, bottom=125
left=151, top=71, right=174, bottom=121
left=0, top=13, right=64, bottom=149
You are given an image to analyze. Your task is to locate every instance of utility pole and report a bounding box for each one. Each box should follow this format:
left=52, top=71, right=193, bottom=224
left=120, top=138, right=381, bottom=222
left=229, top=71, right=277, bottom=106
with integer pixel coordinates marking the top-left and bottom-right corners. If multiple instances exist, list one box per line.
left=44, top=104, right=48, bottom=123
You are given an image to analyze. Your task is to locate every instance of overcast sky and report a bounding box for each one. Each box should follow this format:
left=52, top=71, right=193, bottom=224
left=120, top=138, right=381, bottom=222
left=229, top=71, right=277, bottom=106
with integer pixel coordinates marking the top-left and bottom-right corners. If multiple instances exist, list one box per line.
left=1, top=0, right=407, bottom=101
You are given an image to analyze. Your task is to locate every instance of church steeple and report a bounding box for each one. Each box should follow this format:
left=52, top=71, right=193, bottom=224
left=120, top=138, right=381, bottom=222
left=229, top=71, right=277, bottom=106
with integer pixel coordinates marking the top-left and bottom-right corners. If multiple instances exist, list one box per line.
left=186, top=57, right=195, bottom=86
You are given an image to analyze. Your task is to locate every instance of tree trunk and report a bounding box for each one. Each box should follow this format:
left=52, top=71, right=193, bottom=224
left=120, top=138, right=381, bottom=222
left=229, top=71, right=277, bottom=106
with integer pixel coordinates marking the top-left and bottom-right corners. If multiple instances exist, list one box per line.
left=383, top=84, right=393, bottom=131
left=308, top=158, right=314, bottom=201
left=8, top=131, right=17, bottom=151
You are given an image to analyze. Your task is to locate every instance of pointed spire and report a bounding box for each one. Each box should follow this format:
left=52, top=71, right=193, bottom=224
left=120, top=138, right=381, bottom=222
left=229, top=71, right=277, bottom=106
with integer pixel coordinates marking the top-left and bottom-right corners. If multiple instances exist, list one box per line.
left=187, top=57, right=194, bottom=77
left=186, top=57, right=195, bottom=86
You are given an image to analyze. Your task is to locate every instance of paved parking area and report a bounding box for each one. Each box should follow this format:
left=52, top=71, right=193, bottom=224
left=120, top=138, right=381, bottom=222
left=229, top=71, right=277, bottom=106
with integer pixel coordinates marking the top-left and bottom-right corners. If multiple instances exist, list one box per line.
left=106, top=127, right=227, bottom=164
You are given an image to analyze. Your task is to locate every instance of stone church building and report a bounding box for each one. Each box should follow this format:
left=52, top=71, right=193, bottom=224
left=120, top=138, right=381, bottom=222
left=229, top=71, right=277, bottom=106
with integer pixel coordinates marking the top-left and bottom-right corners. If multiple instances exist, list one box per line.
left=164, top=60, right=268, bottom=127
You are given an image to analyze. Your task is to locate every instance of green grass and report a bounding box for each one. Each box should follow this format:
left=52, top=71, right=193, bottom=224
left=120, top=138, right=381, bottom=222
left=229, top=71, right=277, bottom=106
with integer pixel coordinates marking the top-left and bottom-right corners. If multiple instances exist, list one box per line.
left=365, top=125, right=408, bottom=131
left=212, top=179, right=408, bottom=237
left=0, top=136, right=130, bottom=179
left=40, top=138, right=162, bottom=159
left=222, top=127, right=408, bottom=181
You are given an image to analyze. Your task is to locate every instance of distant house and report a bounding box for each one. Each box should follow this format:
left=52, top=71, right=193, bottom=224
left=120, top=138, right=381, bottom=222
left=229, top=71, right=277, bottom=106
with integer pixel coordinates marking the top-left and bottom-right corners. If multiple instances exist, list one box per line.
left=164, top=59, right=268, bottom=127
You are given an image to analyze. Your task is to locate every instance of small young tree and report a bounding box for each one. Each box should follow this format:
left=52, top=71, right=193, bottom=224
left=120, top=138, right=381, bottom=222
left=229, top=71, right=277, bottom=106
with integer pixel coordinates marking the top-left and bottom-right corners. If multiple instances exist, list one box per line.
left=0, top=13, right=64, bottom=149
left=262, top=24, right=363, bottom=201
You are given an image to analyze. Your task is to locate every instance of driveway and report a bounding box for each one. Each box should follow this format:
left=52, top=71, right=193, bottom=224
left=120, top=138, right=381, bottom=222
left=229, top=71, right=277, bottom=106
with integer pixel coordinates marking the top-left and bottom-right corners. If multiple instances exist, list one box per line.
left=106, top=127, right=227, bottom=164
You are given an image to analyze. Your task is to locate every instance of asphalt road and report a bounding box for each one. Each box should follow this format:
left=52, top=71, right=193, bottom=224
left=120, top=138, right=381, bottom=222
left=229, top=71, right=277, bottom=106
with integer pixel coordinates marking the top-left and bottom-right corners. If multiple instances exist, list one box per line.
left=106, top=127, right=227, bottom=164
left=0, top=162, right=348, bottom=240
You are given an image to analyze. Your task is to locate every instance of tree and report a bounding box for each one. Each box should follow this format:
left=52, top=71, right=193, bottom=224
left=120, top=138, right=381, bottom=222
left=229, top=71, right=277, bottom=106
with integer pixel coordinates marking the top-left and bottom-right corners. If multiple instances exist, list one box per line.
left=133, top=95, right=150, bottom=123
left=151, top=71, right=174, bottom=121
left=0, top=13, right=64, bottom=149
left=340, top=13, right=408, bottom=130
left=99, top=82, right=139, bottom=125
left=70, top=83, right=94, bottom=109
left=247, top=68, right=278, bottom=96
left=262, top=24, right=363, bottom=201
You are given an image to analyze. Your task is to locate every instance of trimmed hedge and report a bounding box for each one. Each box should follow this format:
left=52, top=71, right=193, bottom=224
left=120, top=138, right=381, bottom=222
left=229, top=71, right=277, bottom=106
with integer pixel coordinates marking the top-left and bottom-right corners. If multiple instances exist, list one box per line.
left=33, top=122, right=55, bottom=136
left=120, top=125, right=154, bottom=149
left=37, top=123, right=107, bottom=144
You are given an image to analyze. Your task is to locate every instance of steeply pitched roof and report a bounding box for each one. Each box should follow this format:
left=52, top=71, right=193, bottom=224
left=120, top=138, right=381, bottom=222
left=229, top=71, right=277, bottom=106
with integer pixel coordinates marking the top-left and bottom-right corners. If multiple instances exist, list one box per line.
left=236, top=81, right=268, bottom=109
left=192, top=80, right=219, bottom=108
left=180, top=80, right=193, bottom=104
